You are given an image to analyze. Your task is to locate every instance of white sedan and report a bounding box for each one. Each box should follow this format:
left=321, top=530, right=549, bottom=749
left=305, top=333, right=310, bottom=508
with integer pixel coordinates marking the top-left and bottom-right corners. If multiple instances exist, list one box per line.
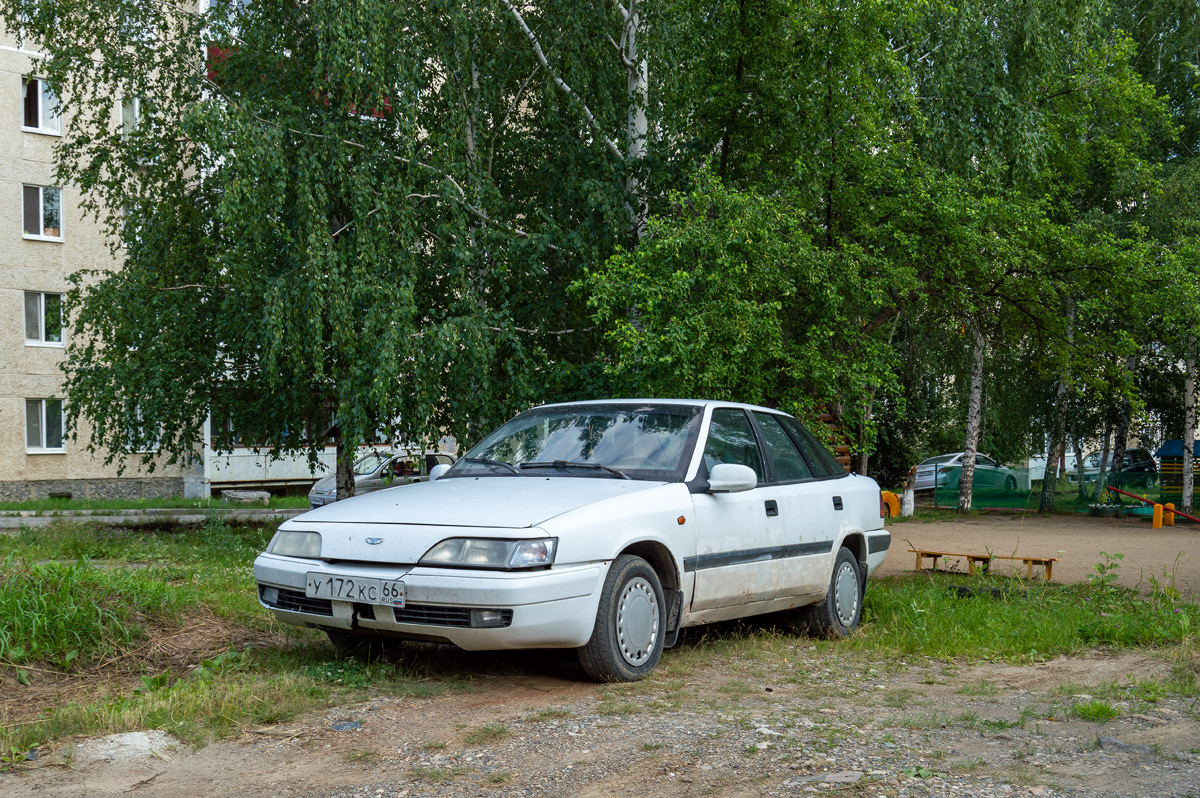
left=254, top=400, right=891, bottom=681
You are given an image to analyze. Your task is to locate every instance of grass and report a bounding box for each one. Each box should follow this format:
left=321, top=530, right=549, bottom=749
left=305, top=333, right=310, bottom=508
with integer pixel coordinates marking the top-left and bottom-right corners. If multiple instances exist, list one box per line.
left=0, top=554, right=183, bottom=669
left=526, top=707, right=572, bottom=721
left=3, top=520, right=1199, bottom=765
left=409, top=766, right=470, bottom=783
left=851, top=567, right=1200, bottom=661
left=1068, top=699, right=1120, bottom=722
left=461, top=723, right=509, bottom=745
left=0, top=495, right=309, bottom=514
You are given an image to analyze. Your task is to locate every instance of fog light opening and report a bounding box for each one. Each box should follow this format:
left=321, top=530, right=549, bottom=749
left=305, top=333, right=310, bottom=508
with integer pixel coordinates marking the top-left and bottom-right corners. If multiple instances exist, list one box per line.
left=261, top=586, right=280, bottom=606
left=469, top=608, right=511, bottom=628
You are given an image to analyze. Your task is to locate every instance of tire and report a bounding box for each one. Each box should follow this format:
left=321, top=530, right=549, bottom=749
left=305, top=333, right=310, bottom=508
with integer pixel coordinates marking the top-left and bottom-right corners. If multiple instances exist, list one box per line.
left=804, top=547, right=863, bottom=638
left=577, top=554, right=665, bottom=682
left=1005, top=475, right=1017, bottom=492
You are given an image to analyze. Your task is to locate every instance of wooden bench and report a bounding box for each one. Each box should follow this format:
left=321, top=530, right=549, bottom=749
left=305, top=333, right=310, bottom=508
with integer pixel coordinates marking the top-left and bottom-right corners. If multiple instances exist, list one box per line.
left=908, top=548, right=1057, bottom=581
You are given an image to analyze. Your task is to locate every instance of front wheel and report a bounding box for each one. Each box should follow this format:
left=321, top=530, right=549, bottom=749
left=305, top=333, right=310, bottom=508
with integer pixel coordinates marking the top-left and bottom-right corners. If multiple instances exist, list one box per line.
left=1005, top=475, right=1018, bottom=492
left=577, top=554, right=665, bottom=682
left=804, top=547, right=863, bottom=638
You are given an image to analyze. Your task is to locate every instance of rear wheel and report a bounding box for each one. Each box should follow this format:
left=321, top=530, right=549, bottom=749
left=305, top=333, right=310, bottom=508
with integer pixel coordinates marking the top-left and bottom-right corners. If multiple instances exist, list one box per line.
left=577, top=554, right=665, bottom=682
left=804, top=547, right=863, bottom=638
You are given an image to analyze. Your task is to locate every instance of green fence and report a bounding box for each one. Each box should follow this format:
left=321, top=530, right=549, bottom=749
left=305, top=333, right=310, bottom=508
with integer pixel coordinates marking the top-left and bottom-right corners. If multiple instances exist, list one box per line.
left=926, top=466, right=1164, bottom=513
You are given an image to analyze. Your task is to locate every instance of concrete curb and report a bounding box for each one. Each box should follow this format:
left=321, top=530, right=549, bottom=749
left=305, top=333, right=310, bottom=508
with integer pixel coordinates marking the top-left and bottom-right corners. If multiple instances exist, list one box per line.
left=0, top=508, right=307, bottom=529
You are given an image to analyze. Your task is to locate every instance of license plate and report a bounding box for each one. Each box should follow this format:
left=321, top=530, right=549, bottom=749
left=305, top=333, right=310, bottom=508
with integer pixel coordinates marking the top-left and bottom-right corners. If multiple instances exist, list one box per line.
left=306, top=574, right=405, bottom=607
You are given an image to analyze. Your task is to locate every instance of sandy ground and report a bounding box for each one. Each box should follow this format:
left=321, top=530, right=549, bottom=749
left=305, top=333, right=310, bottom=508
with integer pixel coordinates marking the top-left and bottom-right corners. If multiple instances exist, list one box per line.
left=879, top=511, right=1200, bottom=596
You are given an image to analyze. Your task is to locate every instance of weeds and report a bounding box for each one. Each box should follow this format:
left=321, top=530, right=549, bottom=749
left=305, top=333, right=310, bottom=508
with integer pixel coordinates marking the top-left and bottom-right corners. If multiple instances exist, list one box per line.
left=461, top=723, right=509, bottom=745
left=1069, top=699, right=1120, bottom=722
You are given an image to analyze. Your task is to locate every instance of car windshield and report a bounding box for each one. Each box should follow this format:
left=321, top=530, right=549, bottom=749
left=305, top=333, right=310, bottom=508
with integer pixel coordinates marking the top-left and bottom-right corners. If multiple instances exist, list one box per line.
left=353, top=452, right=390, bottom=475
left=448, top=403, right=704, bottom=481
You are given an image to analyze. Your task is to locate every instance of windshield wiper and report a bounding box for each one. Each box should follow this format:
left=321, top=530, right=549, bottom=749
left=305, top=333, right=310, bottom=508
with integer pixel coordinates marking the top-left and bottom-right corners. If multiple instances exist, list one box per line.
left=520, top=460, right=631, bottom=480
left=462, top=457, right=521, bottom=475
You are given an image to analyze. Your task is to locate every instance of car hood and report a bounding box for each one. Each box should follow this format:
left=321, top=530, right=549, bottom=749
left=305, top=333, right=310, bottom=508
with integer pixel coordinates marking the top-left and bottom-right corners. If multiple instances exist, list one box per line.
left=292, top=475, right=665, bottom=529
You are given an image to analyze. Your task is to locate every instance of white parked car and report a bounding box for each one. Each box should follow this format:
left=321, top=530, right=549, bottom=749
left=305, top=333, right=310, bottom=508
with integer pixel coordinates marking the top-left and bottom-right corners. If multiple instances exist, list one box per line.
left=255, top=400, right=892, bottom=681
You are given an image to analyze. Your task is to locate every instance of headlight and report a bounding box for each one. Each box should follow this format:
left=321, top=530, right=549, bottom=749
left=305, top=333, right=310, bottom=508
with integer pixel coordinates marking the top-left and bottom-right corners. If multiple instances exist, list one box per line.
left=268, top=530, right=322, bottom=558
left=420, top=537, right=557, bottom=570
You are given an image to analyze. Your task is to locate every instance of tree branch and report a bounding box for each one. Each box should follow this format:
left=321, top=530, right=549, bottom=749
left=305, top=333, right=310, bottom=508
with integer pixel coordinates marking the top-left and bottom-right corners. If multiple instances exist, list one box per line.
left=488, top=64, right=540, bottom=178
left=606, top=34, right=637, bottom=70
left=500, top=0, right=622, bottom=160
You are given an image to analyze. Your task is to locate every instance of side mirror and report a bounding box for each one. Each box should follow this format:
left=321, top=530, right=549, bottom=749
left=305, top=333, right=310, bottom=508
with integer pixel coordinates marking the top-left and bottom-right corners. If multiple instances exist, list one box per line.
left=428, top=463, right=451, bottom=481
left=707, top=463, right=758, bottom=493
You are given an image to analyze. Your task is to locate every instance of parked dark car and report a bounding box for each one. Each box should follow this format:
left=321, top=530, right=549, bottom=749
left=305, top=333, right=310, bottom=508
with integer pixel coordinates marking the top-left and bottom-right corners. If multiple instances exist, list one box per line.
left=1073, top=448, right=1157, bottom=488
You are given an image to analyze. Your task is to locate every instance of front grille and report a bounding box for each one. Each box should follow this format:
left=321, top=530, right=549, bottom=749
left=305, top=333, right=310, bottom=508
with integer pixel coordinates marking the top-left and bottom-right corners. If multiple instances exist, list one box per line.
left=261, top=586, right=334, bottom=616
left=393, top=605, right=513, bottom=628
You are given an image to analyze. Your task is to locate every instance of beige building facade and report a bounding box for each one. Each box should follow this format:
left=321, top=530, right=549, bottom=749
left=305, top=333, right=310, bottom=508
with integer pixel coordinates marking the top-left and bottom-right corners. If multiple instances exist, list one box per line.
left=0, top=28, right=195, bottom=500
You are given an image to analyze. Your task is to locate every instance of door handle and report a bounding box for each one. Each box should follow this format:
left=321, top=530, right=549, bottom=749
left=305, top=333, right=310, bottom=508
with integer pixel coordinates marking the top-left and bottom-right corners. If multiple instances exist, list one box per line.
left=765, top=500, right=779, bottom=517
left=832, top=496, right=843, bottom=510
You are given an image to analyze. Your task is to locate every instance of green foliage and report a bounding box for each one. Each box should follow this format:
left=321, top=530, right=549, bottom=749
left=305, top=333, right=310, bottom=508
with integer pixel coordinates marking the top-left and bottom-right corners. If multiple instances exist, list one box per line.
left=1, top=0, right=1196, bottom=495
left=584, top=173, right=897, bottom=428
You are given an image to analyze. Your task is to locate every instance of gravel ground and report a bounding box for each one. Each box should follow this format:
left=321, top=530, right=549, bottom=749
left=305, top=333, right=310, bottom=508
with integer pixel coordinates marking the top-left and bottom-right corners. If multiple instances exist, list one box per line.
left=7, top=646, right=1198, bottom=798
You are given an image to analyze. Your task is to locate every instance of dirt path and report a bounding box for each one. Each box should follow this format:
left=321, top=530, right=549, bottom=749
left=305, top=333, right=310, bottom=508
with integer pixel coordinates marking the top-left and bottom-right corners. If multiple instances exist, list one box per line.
left=3, top=512, right=1198, bottom=798
left=880, top=512, right=1200, bottom=595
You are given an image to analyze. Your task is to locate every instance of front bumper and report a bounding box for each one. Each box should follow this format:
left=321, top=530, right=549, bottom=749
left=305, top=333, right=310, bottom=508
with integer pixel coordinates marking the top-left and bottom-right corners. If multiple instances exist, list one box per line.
left=253, top=553, right=606, bottom=650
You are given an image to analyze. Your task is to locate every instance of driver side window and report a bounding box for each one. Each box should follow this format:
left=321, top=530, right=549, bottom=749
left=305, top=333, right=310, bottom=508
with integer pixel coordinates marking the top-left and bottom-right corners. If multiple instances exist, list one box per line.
left=703, top=409, right=764, bottom=482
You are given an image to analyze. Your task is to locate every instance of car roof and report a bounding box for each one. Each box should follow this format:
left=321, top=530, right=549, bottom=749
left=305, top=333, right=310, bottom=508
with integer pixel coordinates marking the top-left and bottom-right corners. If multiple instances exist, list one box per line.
left=531, top=398, right=788, bottom=415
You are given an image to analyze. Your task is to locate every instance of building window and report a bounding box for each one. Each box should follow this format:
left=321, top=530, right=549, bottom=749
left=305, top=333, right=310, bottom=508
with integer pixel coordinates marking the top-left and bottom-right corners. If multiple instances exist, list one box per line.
left=24, top=291, right=63, bottom=345
left=127, top=405, right=161, bottom=453
left=22, top=77, right=61, bottom=134
left=23, top=185, right=63, bottom=239
left=26, top=398, right=65, bottom=452
left=121, top=96, right=141, bottom=137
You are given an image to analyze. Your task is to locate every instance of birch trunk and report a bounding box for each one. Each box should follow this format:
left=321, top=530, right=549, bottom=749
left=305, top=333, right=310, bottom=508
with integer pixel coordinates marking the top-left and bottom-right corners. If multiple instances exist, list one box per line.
left=1072, top=429, right=1085, bottom=499
left=1039, top=378, right=1068, bottom=512
left=901, top=466, right=915, bottom=517
left=1091, top=422, right=1111, bottom=501
left=1111, top=372, right=1133, bottom=491
left=623, top=0, right=649, bottom=240
left=957, top=324, right=986, bottom=513
left=1185, top=335, right=1196, bottom=514
left=335, top=439, right=356, bottom=501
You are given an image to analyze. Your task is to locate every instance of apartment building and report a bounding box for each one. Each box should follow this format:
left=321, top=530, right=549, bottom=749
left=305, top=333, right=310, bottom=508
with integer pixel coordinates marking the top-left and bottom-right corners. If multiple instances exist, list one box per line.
left=0, top=27, right=198, bottom=500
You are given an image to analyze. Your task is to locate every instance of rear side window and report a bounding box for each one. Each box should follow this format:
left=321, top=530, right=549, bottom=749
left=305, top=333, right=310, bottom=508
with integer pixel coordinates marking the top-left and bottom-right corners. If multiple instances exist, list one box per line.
left=780, top=417, right=845, bottom=478
left=753, top=412, right=814, bottom=482
left=704, top=408, right=764, bottom=482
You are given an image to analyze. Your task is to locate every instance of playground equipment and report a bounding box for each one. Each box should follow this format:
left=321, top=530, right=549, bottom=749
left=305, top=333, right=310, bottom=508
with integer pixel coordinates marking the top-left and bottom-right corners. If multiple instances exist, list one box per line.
left=1106, top=486, right=1200, bottom=527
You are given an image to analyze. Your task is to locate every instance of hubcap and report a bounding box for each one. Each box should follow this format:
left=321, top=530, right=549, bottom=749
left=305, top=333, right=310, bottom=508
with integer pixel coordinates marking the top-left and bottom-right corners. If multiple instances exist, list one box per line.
left=616, top=576, right=659, bottom=666
left=833, top=562, right=860, bottom=627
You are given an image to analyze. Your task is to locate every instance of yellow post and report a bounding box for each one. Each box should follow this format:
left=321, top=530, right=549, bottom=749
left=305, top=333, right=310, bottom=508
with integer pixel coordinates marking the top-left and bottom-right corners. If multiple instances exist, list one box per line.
left=1165, top=503, right=1175, bottom=526
left=1153, top=504, right=1163, bottom=529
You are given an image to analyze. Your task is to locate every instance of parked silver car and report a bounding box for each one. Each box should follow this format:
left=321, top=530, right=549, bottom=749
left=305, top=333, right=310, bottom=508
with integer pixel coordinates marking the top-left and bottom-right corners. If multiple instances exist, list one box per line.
left=308, top=449, right=457, bottom=508
left=913, top=452, right=1019, bottom=492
